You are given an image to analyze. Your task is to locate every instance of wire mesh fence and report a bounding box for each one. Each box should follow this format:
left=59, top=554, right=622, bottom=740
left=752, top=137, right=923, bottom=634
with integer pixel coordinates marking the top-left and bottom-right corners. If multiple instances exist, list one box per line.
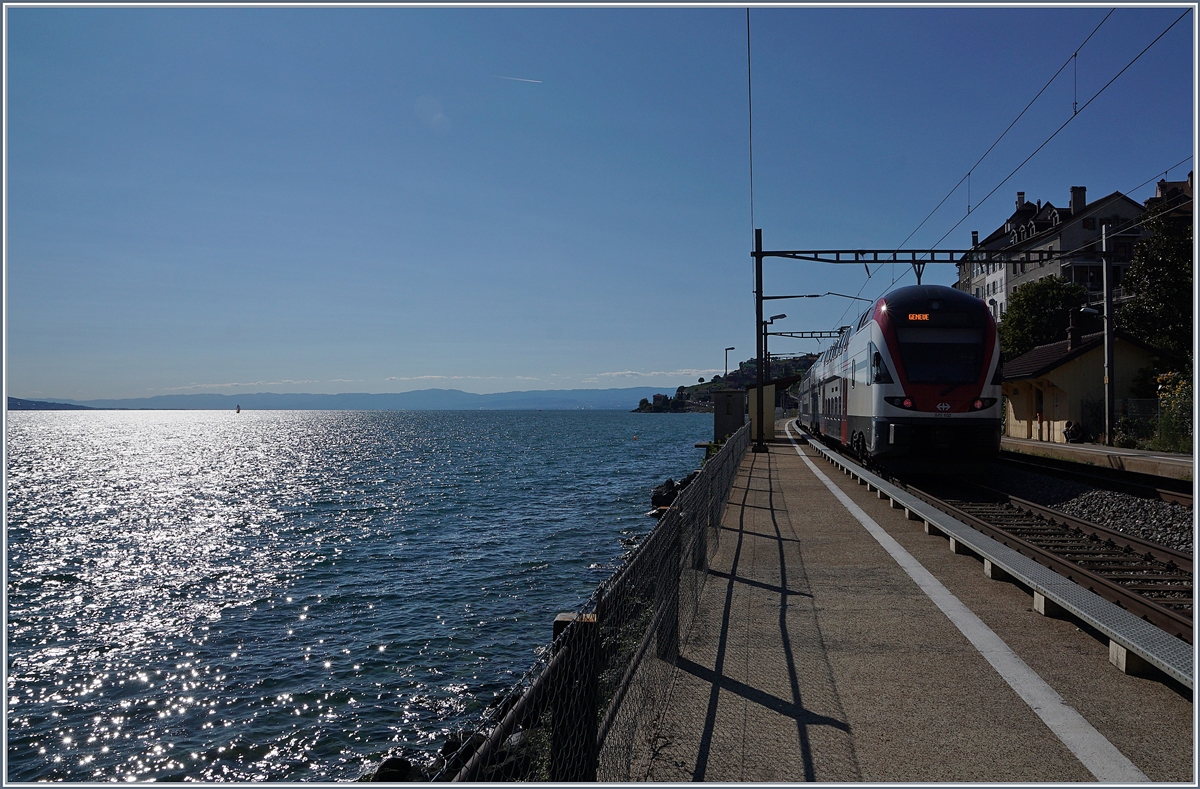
left=432, top=423, right=751, bottom=782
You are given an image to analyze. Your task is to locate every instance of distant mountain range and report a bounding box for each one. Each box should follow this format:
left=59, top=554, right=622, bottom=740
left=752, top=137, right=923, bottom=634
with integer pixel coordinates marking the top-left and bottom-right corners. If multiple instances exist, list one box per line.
left=8, top=387, right=678, bottom=412
left=7, top=397, right=95, bottom=410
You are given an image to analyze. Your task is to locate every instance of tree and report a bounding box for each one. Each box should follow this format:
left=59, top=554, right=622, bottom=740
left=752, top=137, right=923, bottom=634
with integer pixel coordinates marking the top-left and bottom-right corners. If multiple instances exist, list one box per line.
left=998, top=275, right=1089, bottom=360
left=1116, top=210, right=1193, bottom=369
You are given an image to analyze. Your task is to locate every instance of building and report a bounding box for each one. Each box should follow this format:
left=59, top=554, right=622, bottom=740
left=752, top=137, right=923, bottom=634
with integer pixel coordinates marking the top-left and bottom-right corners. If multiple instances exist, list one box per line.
left=1143, top=171, right=1193, bottom=230
left=1000, top=327, right=1164, bottom=443
left=955, top=186, right=1144, bottom=321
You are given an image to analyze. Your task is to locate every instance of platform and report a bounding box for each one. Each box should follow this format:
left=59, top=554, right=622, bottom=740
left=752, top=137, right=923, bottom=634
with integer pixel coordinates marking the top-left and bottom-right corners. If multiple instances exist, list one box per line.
left=633, top=423, right=1192, bottom=782
left=1001, top=436, right=1193, bottom=481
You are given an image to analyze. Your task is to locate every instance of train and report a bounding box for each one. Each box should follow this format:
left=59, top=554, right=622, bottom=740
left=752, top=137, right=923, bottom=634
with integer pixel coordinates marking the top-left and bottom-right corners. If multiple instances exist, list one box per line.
left=796, top=284, right=1003, bottom=465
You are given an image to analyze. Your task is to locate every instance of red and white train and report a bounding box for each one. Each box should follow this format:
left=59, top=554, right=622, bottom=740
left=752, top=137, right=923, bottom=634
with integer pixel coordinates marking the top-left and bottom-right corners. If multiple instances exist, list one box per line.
left=796, top=284, right=1003, bottom=464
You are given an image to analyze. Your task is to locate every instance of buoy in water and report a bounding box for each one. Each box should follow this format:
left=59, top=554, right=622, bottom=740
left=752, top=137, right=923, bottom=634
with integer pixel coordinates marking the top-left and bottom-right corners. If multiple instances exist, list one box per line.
left=633, top=435, right=638, bottom=440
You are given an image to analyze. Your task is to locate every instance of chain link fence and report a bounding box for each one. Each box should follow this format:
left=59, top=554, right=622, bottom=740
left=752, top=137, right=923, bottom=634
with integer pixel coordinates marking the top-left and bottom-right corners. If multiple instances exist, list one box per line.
left=432, top=423, right=751, bottom=782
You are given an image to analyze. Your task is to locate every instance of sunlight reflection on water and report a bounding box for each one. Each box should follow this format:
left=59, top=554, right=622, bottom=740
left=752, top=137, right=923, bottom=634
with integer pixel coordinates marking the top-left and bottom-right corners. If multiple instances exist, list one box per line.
left=6, top=409, right=707, bottom=781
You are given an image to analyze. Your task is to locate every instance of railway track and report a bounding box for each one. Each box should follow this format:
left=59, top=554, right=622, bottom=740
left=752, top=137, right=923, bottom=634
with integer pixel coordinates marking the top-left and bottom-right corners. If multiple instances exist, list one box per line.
left=903, top=476, right=1192, bottom=644
left=997, top=451, right=1193, bottom=507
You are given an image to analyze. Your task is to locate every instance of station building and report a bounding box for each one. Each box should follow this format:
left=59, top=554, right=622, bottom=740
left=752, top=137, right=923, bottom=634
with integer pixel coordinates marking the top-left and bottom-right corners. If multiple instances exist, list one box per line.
left=1000, top=327, right=1164, bottom=443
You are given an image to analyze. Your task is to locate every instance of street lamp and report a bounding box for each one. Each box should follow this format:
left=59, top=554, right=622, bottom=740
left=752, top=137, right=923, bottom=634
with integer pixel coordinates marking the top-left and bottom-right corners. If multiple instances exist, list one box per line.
left=725, top=346, right=736, bottom=379
left=763, top=314, right=786, bottom=394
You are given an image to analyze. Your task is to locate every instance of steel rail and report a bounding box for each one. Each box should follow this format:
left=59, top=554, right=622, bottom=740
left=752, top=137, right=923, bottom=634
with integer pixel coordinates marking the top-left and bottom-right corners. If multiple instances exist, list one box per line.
left=905, top=484, right=1193, bottom=644
left=978, top=484, right=1193, bottom=572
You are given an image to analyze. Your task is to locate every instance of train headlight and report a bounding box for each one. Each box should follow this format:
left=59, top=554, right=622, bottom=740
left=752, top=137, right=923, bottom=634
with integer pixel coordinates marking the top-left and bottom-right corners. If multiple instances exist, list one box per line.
left=970, top=398, right=997, bottom=411
left=884, top=396, right=914, bottom=409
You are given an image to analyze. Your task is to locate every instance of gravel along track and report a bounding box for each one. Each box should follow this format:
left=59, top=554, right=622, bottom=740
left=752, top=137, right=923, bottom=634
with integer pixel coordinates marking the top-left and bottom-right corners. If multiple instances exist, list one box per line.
left=980, top=464, right=1194, bottom=555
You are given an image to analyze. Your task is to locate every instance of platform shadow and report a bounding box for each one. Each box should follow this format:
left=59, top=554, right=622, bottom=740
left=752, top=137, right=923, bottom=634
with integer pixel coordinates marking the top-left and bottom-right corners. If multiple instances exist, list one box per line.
left=684, top=449, right=851, bottom=782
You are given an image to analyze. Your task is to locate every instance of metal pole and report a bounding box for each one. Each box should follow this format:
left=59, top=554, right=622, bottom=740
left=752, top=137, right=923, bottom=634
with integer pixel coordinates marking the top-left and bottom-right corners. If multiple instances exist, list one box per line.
left=764, top=323, right=770, bottom=382
left=1102, top=223, right=1114, bottom=446
left=753, top=229, right=767, bottom=452
left=725, top=346, right=735, bottom=379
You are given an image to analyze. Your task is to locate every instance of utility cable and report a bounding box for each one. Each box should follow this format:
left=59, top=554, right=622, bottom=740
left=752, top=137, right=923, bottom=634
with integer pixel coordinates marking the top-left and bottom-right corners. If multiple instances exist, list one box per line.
left=892, top=9, right=1114, bottom=253
left=1055, top=196, right=1192, bottom=261
left=925, top=7, right=1191, bottom=252
left=808, top=8, right=1184, bottom=341
left=1123, top=155, right=1193, bottom=197
left=746, top=7, right=756, bottom=296
left=846, top=9, right=1190, bottom=318
left=867, top=156, right=1193, bottom=306
left=834, top=9, right=1115, bottom=329
left=784, top=159, right=1188, bottom=358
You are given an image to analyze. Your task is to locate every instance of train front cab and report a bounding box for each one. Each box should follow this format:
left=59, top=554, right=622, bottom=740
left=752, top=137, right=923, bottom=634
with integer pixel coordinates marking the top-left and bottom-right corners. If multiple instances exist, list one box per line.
left=863, top=286, right=1002, bottom=464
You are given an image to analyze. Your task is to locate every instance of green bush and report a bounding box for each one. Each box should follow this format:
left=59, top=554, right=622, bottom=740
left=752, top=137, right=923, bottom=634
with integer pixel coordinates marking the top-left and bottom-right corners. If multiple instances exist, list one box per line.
left=1155, top=372, right=1193, bottom=453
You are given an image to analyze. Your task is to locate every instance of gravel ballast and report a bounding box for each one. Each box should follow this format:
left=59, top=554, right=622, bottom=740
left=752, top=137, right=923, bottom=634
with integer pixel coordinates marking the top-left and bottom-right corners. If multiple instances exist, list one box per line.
left=983, top=465, right=1194, bottom=555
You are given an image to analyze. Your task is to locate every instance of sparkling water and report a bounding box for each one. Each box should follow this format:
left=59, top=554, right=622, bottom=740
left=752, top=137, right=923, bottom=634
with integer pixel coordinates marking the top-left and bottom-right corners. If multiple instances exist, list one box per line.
left=6, top=409, right=708, bottom=781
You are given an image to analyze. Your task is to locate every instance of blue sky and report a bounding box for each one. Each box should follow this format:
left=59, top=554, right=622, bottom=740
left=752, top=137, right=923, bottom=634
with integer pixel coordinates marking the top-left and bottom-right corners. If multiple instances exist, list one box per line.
left=5, top=6, right=1194, bottom=400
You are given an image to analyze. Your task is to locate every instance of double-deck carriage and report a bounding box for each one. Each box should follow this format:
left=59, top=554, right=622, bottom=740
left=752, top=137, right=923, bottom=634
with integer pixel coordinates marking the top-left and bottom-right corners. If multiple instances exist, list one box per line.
left=797, top=285, right=1002, bottom=468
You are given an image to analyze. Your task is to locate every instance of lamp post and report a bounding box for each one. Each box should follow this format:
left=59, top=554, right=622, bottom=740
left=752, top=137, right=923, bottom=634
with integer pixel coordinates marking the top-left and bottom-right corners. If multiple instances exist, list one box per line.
left=763, top=314, right=786, bottom=381
left=753, top=229, right=766, bottom=452
left=725, top=347, right=735, bottom=379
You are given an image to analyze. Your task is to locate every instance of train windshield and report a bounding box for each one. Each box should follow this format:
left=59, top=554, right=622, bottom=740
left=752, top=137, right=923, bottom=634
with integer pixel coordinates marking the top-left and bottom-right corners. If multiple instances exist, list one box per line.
left=895, top=327, right=983, bottom=383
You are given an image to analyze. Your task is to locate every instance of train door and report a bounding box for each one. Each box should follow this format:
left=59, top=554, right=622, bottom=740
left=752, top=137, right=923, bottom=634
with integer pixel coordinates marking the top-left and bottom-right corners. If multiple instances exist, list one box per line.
left=841, top=376, right=849, bottom=444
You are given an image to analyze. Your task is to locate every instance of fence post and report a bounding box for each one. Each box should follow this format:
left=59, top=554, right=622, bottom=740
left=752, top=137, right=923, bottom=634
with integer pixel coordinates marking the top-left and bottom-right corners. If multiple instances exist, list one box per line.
left=550, top=612, right=598, bottom=782
left=655, top=518, right=680, bottom=662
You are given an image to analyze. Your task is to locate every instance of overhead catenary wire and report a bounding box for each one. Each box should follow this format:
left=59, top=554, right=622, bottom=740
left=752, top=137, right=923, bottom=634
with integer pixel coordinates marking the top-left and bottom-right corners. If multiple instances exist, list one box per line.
left=1056, top=194, right=1192, bottom=262
left=892, top=9, right=1114, bottom=253
left=770, top=193, right=1191, bottom=362
left=923, top=7, right=1191, bottom=253
left=837, top=9, right=1193, bottom=317
left=746, top=8, right=756, bottom=295
left=767, top=155, right=1193, bottom=358
left=1121, top=155, right=1193, bottom=199
left=840, top=7, right=1128, bottom=326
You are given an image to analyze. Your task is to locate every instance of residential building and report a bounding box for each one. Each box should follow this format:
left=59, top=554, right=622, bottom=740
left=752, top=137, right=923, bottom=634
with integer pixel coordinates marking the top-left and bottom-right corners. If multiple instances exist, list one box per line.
left=1143, top=170, right=1193, bottom=230
left=955, top=186, right=1144, bottom=321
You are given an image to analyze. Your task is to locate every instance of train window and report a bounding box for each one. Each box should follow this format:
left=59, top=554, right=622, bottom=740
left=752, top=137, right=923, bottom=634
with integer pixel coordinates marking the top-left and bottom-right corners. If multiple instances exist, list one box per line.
left=896, top=327, right=984, bottom=383
left=869, top=342, right=893, bottom=384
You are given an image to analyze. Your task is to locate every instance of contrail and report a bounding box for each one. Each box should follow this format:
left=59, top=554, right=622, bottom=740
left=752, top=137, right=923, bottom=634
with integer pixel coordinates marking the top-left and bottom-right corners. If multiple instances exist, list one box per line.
left=495, top=75, right=543, bottom=83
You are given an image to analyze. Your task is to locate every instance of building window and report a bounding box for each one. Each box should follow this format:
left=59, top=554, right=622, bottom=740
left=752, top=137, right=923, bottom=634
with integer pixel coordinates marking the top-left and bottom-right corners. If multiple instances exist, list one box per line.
left=1083, top=217, right=1096, bottom=230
